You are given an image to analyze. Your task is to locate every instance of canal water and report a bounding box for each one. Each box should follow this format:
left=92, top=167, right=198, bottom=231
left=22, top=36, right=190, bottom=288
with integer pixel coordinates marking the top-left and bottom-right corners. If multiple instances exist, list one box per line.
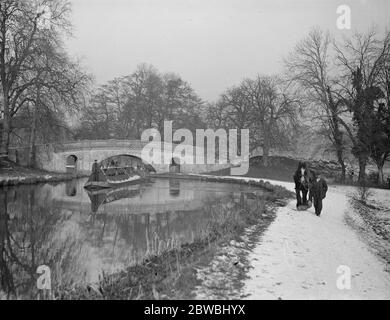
left=0, top=177, right=270, bottom=299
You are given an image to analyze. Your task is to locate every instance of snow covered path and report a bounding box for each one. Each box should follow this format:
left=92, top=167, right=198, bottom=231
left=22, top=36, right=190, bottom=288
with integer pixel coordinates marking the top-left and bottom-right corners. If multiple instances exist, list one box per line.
left=243, top=180, right=390, bottom=299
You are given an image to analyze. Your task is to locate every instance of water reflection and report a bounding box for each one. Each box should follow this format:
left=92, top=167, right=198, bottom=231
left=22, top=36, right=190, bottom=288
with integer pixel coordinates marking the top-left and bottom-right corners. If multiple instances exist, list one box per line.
left=169, top=179, right=180, bottom=196
left=65, top=180, right=77, bottom=197
left=0, top=177, right=267, bottom=299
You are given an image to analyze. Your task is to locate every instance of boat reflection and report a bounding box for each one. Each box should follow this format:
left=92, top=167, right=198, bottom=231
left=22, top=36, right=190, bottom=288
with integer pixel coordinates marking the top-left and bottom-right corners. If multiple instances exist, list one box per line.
left=86, top=183, right=143, bottom=213
left=86, top=179, right=183, bottom=213
left=169, top=179, right=180, bottom=196
left=0, top=177, right=268, bottom=299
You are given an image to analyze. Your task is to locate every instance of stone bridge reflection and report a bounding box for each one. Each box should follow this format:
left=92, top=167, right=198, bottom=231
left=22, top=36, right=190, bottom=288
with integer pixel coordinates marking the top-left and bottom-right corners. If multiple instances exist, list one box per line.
left=55, top=178, right=219, bottom=214
left=0, top=177, right=266, bottom=299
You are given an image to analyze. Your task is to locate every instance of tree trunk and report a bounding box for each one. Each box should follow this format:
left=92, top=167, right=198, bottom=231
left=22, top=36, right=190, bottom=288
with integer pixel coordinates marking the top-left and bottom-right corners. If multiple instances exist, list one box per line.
left=28, top=109, right=38, bottom=167
left=377, top=163, right=384, bottom=185
left=262, top=142, right=270, bottom=167
left=358, top=156, right=367, bottom=183
left=28, top=90, right=40, bottom=167
left=0, top=93, right=10, bottom=157
left=340, top=159, right=346, bottom=183
left=262, top=124, right=269, bottom=167
left=335, top=146, right=346, bottom=183
left=0, top=120, right=10, bottom=156
left=329, top=97, right=346, bottom=183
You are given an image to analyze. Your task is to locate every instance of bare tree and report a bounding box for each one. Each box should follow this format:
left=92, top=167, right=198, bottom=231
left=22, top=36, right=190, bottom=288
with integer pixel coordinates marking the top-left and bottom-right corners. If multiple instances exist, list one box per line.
left=26, top=48, right=90, bottom=166
left=0, top=0, right=73, bottom=156
left=213, top=75, right=300, bottom=166
left=76, top=64, right=204, bottom=140
left=242, top=76, right=300, bottom=166
left=214, top=84, right=254, bottom=131
left=285, top=28, right=348, bottom=182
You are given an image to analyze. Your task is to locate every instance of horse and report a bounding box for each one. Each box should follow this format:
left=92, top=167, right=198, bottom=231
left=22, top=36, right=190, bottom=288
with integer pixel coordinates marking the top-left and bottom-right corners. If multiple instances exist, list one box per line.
left=293, top=161, right=316, bottom=208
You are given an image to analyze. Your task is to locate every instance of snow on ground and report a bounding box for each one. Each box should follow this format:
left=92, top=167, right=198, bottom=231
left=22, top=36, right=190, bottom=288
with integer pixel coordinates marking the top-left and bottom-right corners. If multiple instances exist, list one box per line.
left=242, top=179, right=390, bottom=299
left=370, top=187, right=390, bottom=209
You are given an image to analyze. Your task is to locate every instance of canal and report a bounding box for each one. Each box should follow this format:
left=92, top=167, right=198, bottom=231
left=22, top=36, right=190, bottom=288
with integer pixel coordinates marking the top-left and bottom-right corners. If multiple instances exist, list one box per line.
left=0, top=177, right=276, bottom=299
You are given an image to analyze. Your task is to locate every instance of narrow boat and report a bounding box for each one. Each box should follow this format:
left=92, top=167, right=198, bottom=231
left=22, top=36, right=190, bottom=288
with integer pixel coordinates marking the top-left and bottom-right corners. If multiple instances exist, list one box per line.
left=84, top=160, right=150, bottom=190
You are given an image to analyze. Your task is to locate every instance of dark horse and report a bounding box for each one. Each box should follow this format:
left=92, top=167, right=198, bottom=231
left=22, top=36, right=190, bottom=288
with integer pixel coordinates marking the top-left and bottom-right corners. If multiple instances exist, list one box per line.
left=293, top=161, right=315, bottom=208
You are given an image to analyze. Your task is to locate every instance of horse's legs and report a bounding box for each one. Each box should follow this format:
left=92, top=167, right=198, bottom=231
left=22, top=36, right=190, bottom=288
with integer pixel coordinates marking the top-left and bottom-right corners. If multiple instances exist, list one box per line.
left=302, top=189, right=308, bottom=205
left=295, top=188, right=302, bottom=207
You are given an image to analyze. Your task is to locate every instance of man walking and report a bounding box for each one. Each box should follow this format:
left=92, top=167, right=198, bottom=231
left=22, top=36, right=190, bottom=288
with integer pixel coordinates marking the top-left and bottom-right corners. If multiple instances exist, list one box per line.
left=92, top=159, right=99, bottom=182
left=309, top=172, right=328, bottom=216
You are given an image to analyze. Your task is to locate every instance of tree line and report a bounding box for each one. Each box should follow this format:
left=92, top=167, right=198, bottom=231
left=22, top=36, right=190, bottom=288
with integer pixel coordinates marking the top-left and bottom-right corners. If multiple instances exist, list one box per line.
left=1, top=0, right=389, bottom=185
left=205, top=28, right=390, bottom=184
left=74, top=63, right=205, bottom=141
left=285, top=28, right=390, bottom=184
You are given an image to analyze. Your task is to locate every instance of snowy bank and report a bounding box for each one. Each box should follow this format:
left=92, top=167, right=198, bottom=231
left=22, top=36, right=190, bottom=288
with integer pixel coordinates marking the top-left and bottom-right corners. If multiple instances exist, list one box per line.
left=242, top=180, right=390, bottom=299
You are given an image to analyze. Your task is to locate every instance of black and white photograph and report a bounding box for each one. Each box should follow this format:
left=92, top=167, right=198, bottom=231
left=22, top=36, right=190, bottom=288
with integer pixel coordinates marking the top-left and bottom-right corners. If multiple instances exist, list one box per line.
left=0, top=0, right=390, bottom=305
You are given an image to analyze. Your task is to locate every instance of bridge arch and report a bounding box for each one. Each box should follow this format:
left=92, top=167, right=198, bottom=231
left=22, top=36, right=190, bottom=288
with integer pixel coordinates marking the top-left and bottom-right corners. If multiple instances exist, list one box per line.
left=98, top=154, right=157, bottom=174
left=66, top=155, right=78, bottom=173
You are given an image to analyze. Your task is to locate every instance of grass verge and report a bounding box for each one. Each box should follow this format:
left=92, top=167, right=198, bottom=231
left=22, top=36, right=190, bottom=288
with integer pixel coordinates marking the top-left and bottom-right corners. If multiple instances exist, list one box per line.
left=347, top=195, right=390, bottom=270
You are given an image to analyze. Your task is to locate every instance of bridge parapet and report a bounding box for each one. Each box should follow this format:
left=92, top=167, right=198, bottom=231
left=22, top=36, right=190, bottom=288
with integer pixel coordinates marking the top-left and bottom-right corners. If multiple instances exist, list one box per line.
left=53, top=140, right=148, bottom=152
left=9, top=139, right=231, bottom=175
left=52, top=139, right=182, bottom=153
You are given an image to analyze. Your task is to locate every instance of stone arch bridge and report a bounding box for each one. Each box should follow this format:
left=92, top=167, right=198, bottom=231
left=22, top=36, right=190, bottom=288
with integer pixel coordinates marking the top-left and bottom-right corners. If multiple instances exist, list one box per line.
left=8, top=140, right=231, bottom=174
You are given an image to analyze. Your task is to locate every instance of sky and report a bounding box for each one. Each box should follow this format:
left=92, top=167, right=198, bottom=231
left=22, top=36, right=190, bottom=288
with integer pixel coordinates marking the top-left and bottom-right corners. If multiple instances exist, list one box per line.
left=66, top=0, right=390, bottom=102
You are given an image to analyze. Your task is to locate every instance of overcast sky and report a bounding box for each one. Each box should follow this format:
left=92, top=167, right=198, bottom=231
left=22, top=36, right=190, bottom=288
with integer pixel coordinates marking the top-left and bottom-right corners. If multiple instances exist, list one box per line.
left=66, top=0, right=390, bottom=102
